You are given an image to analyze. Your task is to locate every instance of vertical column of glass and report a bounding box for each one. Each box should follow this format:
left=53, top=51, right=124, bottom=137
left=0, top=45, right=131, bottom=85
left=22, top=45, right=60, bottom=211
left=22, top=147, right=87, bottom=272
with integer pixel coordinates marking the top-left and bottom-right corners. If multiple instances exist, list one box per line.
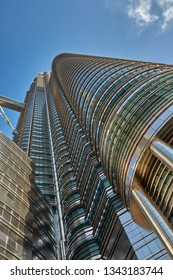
left=43, top=72, right=66, bottom=260
left=14, top=87, right=35, bottom=153
left=47, top=80, right=102, bottom=260
left=27, top=78, right=60, bottom=258
left=29, top=87, right=54, bottom=202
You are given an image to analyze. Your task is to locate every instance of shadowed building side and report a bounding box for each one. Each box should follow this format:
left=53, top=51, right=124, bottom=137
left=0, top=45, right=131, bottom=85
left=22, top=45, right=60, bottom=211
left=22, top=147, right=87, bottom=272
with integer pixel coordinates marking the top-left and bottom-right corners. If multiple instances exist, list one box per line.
left=0, top=131, right=57, bottom=260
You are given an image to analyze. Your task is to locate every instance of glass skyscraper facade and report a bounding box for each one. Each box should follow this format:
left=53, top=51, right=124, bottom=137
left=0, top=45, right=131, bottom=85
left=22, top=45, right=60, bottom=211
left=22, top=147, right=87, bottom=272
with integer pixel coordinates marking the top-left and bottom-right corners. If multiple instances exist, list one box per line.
left=0, top=132, right=57, bottom=259
left=1, top=53, right=173, bottom=259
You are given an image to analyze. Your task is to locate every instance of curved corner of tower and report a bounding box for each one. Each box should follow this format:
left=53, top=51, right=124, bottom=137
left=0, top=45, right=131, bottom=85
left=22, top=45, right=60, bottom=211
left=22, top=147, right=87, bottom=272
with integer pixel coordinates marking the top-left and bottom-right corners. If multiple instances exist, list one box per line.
left=51, top=52, right=73, bottom=69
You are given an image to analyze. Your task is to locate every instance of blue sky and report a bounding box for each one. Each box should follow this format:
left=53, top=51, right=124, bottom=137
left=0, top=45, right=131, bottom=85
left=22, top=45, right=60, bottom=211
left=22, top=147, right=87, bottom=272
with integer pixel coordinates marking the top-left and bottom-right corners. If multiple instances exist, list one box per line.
left=1, top=0, right=173, bottom=138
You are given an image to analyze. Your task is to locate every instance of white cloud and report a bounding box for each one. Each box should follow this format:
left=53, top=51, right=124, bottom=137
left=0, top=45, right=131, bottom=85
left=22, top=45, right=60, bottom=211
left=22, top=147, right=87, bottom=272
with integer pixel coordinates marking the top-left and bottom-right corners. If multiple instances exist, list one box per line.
left=104, top=0, right=173, bottom=31
left=157, top=0, right=173, bottom=5
left=127, top=0, right=159, bottom=26
left=157, top=0, right=173, bottom=30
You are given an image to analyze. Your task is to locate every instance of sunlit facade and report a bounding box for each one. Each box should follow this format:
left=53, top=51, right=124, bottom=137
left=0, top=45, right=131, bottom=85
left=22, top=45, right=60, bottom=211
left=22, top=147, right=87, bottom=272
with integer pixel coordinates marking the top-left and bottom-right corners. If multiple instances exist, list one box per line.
left=12, top=53, right=173, bottom=259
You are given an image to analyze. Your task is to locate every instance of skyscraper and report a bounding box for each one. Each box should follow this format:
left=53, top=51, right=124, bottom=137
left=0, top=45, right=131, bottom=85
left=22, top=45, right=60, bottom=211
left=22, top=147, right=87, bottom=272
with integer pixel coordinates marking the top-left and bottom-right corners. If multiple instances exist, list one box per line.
left=1, top=53, right=173, bottom=260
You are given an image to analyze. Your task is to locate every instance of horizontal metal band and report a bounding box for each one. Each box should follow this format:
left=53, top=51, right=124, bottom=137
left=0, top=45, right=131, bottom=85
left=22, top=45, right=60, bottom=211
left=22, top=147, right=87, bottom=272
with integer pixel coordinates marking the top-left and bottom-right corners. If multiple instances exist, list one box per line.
left=150, top=139, right=173, bottom=171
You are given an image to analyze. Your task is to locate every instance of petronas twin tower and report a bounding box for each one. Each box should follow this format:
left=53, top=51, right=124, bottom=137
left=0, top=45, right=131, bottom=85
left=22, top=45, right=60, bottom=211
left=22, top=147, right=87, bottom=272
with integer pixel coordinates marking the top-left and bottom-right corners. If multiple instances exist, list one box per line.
left=0, top=53, right=173, bottom=259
